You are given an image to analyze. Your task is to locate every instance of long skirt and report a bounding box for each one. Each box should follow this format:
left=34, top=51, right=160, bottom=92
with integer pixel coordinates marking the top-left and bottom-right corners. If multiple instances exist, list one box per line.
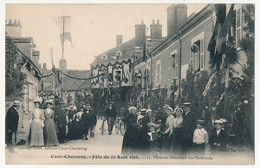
left=44, top=118, right=59, bottom=146
left=170, top=128, right=182, bottom=155
left=160, top=133, right=171, bottom=154
left=121, top=126, right=140, bottom=154
left=30, top=120, right=44, bottom=147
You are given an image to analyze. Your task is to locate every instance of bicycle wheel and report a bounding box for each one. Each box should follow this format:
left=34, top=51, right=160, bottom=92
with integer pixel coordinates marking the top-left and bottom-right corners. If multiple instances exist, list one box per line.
left=101, top=120, right=105, bottom=136
left=119, top=122, right=125, bottom=136
left=115, top=120, right=119, bottom=134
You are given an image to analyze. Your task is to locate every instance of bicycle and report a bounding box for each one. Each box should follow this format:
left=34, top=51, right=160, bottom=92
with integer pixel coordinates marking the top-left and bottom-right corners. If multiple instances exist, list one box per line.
left=115, top=117, right=125, bottom=136
left=115, top=116, right=120, bottom=134
left=100, top=117, right=107, bottom=136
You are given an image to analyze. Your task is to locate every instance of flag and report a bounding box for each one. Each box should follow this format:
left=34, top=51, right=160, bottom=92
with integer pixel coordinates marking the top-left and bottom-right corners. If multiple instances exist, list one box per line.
left=202, top=71, right=217, bottom=96
left=207, top=4, right=226, bottom=69
left=58, top=16, right=72, bottom=44
left=216, top=4, right=235, bottom=54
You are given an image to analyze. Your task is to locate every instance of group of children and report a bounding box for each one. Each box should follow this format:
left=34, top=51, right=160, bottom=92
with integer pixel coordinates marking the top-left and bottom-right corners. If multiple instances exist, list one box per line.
left=146, top=112, right=229, bottom=156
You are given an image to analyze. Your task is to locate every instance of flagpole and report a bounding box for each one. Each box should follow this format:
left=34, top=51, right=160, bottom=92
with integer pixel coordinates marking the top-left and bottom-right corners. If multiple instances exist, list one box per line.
left=61, top=15, right=65, bottom=102
left=50, top=48, right=55, bottom=93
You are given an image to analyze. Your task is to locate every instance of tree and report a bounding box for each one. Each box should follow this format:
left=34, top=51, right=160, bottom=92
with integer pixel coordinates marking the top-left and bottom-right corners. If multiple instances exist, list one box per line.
left=228, top=4, right=254, bottom=148
left=5, top=35, right=26, bottom=99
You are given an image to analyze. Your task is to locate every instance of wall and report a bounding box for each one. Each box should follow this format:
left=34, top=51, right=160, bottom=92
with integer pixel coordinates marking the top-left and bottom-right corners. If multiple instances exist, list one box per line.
left=135, top=6, right=215, bottom=98
left=16, top=67, right=39, bottom=142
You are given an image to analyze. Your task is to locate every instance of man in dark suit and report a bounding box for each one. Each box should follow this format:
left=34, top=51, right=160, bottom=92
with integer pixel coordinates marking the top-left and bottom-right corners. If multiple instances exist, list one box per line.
left=6, top=101, right=21, bottom=153
left=210, top=120, right=229, bottom=153
left=182, top=102, right=197, bottom=155
left=54, top=101, right=66, bottom=143
left=104, top=102, right=117, bottom=135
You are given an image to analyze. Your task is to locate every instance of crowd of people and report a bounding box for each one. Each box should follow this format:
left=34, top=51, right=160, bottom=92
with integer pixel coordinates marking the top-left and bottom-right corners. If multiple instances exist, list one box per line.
left=121, top=102, right=230, bottom=156
left=5, top=97, right=97, bottom=153
left=6, top=98, right=229, bottom=156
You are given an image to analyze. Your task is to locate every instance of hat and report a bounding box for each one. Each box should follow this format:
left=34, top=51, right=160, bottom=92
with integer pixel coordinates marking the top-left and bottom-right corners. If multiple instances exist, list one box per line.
left=174, top=108, right=183, bottom=114
left=163, top=104, right=169, bottom=109
left=147, top=122, right=158, bottom=129
left=13, top=100, right=21, bottom=106
left=183, top=102, right=191, bottom=106
left=46, top=99, right=53, bottom=105
left=166, top=106, right=173, bottom=113
left=33, top=97, right=42, bottom=104
left=214, top=120, right=223, bottom=124
left=140, top=109, right=147, bottom=113
left=146, top=109, right=152, bottom=113
left=219, top=118, right=227, bottom=123
left=65, top=107, right=70, bottom=111
left=60, top=101, right=65, bottom=105
left=129, top=106, right=137, bottom=113
left=197, top=120, right=205, bottom=124
left=108, top=101, right=114, bottom=105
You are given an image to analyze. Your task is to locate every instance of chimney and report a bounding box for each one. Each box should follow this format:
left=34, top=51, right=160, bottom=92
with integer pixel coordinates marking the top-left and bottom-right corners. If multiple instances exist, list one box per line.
left=167, top=4, right=187, bottom=36
left=42, top=63, right=47, bottom=75
left=32, top=50, right=40, bottom=65
left=5, top=19, right=22, bottom=37
left=135, top=20, right=146, bottom=47
left=150, top=19, right=162, bottom=39
left=116, top=35, right=123, bottom=46
left=8, top=19, right=12, bottom=25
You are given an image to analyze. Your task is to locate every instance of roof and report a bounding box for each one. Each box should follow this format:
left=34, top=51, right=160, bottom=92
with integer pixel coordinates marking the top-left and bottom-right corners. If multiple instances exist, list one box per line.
left=92, top=36, right=165, bottom=68
left=93, top=38, right=137, bottom=63
left=150, top=4, right=214, bottom=57
left=11, top=37, right=37, bottom=47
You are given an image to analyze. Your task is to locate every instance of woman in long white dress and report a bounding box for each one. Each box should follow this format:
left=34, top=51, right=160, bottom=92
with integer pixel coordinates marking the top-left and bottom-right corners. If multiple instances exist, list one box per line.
left=44, top=100, right=59, bottom=146
left=30, top=98, right=45, bottom=147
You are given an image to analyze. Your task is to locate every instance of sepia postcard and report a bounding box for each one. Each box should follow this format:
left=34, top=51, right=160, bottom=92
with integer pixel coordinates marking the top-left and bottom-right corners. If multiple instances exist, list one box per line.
left=2, top=0, right=256, bottom=165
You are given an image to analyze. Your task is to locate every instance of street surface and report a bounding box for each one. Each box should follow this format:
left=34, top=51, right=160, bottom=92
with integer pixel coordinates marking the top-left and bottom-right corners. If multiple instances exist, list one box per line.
left=5, top=119, right=124, bottom=164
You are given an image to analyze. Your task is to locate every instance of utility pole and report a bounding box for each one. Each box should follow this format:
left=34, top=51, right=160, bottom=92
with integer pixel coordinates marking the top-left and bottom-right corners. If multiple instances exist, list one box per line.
left=60, top=15, right=65, bottom=102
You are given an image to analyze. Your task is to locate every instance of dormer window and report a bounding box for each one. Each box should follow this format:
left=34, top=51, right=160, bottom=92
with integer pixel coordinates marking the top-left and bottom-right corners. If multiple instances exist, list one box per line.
left=101, top=54, right=107, bottom=61
left=116, top=50, right=122, bottom=59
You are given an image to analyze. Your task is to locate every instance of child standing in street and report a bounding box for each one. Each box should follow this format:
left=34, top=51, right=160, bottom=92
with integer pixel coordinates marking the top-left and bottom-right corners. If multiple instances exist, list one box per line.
left=193, top=120, right=209, bottom=155
left=147, top=122, right=161, bottom=155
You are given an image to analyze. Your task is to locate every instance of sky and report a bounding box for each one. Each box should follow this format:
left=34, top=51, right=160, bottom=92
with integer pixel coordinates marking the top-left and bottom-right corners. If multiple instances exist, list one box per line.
left=6, top=4, right=206, bottom=70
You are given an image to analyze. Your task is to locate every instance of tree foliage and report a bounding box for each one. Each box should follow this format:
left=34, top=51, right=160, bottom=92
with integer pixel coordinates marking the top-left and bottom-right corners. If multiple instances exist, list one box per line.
left=5, top=35, right=26, bottom=98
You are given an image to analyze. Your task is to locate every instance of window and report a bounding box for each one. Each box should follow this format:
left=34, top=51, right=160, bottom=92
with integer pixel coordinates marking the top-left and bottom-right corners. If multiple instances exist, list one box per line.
left=172, top=53, right=178, bottom=78
left=170, top=50, right=178, bottom=80
left=114, top=70, right=121, bottom=82
left=155, top=59, right=161, bottom=86
left=191, top=32, right=205, bottom=71
left=235, top=7, right=242, bottom=46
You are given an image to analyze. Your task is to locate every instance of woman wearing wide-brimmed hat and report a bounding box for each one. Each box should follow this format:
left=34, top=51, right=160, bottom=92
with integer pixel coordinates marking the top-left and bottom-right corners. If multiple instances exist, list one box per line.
left=43, top=100, right=59, bottom=146
left=121, top=106, right=140, bottom=154
left=170, top=108, right=183, bottom=154
left=29, top=97, right=45, bottom=147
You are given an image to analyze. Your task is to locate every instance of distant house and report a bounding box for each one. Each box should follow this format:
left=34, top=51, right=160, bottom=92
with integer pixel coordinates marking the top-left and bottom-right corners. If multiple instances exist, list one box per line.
left=41, top=62, right=91, bottom=104
left=90, top=20, right=165, bottom=105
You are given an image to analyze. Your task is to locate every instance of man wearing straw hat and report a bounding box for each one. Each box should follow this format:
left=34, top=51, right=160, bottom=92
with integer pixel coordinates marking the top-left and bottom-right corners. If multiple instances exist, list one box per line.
left=6, top=100, right=21, bottom=153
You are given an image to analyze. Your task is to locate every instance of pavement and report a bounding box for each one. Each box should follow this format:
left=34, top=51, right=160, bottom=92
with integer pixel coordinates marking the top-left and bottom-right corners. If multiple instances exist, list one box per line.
left=5, top=119, right=124, bottom=164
